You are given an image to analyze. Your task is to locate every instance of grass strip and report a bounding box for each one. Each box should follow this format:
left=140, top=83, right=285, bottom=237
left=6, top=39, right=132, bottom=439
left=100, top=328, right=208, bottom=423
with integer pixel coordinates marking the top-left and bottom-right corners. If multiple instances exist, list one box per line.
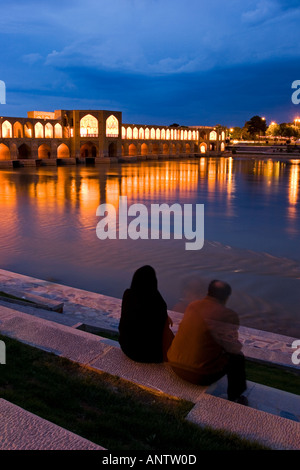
left=0, top=334, right=266, bottom=451
left=245, top=359, right=299, bottom=395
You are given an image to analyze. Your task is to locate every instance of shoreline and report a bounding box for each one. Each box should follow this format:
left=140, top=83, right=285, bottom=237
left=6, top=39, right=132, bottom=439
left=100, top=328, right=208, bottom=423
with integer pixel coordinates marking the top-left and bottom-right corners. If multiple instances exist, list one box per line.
left=0, top=150, right=300, bottom=170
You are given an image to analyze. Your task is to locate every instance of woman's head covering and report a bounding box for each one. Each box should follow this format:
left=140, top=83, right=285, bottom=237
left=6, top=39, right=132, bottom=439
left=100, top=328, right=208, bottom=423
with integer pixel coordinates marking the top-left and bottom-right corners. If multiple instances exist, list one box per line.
left=130, top=265, right=158, bottom=293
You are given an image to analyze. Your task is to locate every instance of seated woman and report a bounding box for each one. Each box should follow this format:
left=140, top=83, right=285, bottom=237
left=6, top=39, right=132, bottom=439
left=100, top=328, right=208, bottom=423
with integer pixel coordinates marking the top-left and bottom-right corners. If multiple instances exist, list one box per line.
left=118, top=265, right=174, bottom=363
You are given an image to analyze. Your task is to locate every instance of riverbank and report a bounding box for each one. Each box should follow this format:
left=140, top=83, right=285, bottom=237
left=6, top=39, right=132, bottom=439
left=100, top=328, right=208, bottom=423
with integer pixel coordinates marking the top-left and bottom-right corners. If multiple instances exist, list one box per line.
left=0, top=267, right=299, bottom=450
left=0, top=151, right=224, bottom=169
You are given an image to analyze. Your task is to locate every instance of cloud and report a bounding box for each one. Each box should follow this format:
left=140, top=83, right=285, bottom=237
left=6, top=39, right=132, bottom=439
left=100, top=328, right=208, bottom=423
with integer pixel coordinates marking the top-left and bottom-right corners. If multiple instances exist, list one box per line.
left=242, top=0, right=279, bottom=24
left=22, top=53, right=43, bottom=65
left=1, top=0, right=300, bottom=125
left=39, top=0, right=300, bottom=77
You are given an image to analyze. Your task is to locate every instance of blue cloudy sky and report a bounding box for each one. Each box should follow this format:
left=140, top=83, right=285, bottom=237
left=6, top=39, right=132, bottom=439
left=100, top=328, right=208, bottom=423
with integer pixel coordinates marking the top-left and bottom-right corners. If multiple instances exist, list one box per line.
left=1, top=0, right=300, bottom=127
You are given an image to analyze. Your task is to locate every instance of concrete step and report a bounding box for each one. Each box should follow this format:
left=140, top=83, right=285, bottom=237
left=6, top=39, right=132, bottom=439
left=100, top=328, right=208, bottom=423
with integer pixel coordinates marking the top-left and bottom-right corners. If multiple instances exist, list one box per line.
left=207, top=376, right=300, bottom=422
left=0, top=399, right=105, bottom=450
left=0, top=288, right=64, bottom=312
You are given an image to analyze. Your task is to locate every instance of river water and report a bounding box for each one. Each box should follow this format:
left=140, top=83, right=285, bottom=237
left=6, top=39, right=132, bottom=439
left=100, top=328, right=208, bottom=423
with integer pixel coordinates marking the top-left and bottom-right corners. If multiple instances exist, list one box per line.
left=0, top=156, right=299, bottom=338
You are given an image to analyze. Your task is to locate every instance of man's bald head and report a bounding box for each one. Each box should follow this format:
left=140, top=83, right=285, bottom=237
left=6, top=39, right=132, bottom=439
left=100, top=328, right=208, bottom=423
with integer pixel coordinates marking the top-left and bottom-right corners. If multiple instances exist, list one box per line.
left=208, top=280, right=232, bottom=303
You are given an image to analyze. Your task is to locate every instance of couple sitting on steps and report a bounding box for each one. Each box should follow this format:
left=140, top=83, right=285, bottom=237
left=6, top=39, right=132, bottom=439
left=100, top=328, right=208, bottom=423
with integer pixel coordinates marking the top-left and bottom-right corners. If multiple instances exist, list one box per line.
left=118, top=265, right=248, bottom=405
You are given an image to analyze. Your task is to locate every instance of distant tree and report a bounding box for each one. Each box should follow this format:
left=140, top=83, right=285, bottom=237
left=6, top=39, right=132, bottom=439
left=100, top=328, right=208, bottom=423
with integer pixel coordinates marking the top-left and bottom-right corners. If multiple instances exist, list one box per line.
left=245, top=116, right=267, bottom=138
left=266, top=122, right=280, bottom=137
left=278, top=123, right=299, bottom=138
left=169, top=123, right=180, bottom=127
left=229, top=127, right=243, bottom=139
left=241, top=126, right=251, bottom=140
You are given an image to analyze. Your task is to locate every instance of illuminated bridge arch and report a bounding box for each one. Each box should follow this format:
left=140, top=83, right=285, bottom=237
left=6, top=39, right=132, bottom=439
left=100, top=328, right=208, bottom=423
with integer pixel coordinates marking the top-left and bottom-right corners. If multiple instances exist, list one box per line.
left=57, top=143, right=70, bottom=158
left=38, top=143, right=51, bottom=159
left=13, top=121, right=23, bottom=138
left=2, top=120, right=12, bottom=138
left=0, top=143, right=10, bottom=160
left=24, top=122, right=33, bottom=138
left=35, top=122, right=44, bottom=138
left=209, top=130, right=217, bottom=141
left=80, top=114, right=98, bottom=137
left=200, top=142, right=207, bottom=153
left=106, top=115, right=119, bottom=137
left=45, top=123, right=53, bottom=138
left=54, top=123, right=62, bottom=138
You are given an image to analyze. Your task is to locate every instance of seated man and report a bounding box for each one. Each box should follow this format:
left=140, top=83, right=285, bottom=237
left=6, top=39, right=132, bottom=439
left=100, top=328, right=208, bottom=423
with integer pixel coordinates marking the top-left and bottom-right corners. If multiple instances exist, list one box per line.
left=167, top=280, right=247, bottom=404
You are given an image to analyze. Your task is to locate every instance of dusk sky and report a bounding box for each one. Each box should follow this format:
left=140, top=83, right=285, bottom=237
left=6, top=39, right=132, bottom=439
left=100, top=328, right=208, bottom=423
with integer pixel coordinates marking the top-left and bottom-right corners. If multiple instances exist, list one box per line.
left=1, top=0, right=300, bottom=127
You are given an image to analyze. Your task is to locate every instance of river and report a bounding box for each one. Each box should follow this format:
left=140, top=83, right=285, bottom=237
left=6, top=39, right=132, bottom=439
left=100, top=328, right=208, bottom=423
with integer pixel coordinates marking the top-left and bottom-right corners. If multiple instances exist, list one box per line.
left=0, top=156, right=299, bottom=337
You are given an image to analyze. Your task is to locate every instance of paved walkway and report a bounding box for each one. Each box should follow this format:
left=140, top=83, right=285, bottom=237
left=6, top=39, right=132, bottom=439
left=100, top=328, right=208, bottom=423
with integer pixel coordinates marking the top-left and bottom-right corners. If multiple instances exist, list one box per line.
left=0, top=269, right=299, bottom=450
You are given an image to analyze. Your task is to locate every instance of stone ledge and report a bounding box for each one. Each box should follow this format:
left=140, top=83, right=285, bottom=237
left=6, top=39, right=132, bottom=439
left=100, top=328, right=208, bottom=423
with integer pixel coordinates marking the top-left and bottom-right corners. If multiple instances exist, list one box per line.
left=187, top=394, right=300, bottom=450
left=0, top=399, right=105, bottom=450
left=0, top=288, right=64, bottom=312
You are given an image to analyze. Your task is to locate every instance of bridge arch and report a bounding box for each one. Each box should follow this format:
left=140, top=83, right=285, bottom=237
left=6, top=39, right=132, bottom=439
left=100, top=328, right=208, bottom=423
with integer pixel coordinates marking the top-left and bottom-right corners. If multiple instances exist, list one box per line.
left=108, top=142, right=118, bottom=158
left=163, top=143, right=169, bottom=155
left=106, top=115, right=119, bottom=137
left=13, top=121, right=23, bottom=138
left=24, top=122, right=33, bottom=138
left=151, top=142, right=159, bottom=155
left=209, top=130, right=217, bottom=141
left=126, top=127, right=133, bottom=139
left=200, top=142, right=207, bottom=153
left=2, top=120, right=12, bottom=138
left=57, top=143, right=70, bottom=158
left=80, top=114, right=98, bottom=137
left=141, top=143, right=148, bottom=156
left=18, top=143, right=31, bottom=159
left=128, top=143, right=137, bottom=156
left=38, top=144, right=51, bottom=159
left=54, top=123, right=62, bottom=138
left=45, top=123, right=53, bottom=138
left=133, top=127, right=138, bottom=139
left=0, top=143, right=10, bottom=160
left=35, top=122, right=44, bottom=138
left=80, top=141, right=98, bottom=159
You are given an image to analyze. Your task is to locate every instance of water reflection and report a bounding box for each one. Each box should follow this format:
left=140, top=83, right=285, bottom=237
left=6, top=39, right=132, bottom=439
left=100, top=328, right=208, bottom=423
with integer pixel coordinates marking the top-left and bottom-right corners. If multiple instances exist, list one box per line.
left=0, top=157, right=299, bottom=243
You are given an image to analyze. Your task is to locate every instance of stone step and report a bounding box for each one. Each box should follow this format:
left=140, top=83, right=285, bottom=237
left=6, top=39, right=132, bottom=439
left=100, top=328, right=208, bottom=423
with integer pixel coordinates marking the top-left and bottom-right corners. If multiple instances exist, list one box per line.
left=0, top=289, right=64, bottom=313
left=0, top=399, right=105, bottom=450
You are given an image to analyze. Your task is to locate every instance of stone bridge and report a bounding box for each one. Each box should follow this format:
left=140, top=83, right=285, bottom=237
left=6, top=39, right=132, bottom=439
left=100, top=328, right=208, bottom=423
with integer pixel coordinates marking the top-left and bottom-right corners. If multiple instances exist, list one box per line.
left=0, top=109, right=227, bottom=167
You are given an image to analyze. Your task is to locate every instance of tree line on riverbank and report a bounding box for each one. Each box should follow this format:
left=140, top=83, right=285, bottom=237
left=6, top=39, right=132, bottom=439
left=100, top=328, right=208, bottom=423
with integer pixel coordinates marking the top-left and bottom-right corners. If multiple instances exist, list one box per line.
left=229, top=115, right=300, bottom=142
